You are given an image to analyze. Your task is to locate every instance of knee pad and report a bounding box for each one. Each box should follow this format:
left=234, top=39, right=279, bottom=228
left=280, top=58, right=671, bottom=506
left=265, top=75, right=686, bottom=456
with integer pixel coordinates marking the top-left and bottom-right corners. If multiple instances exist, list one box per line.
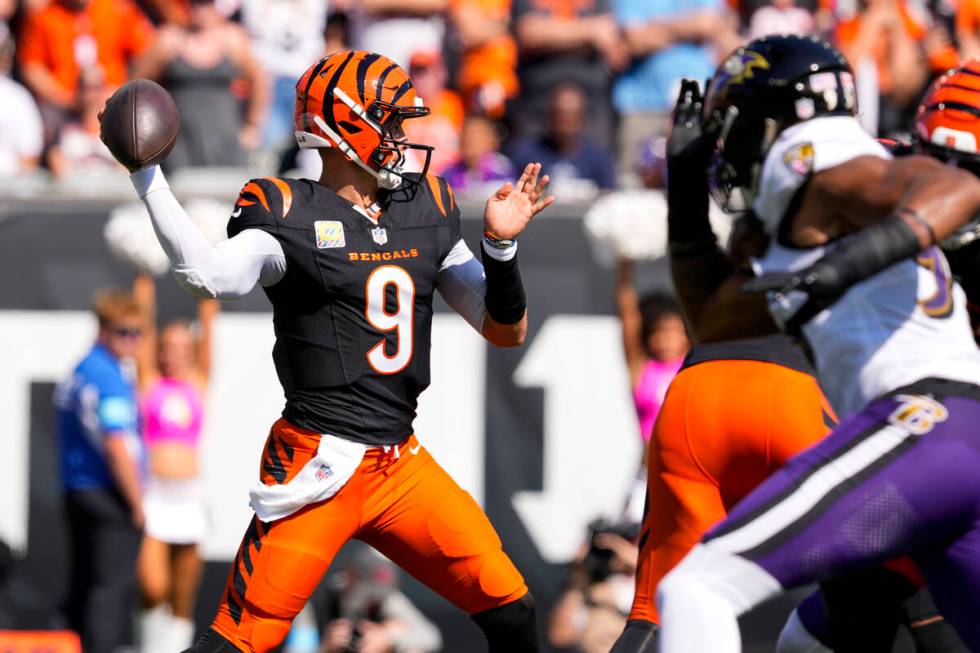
left=609, top=619, right=659, bottom=653
left=471, top=593, right=539, bottom=653
left=778, top=608, right=834, bottom=653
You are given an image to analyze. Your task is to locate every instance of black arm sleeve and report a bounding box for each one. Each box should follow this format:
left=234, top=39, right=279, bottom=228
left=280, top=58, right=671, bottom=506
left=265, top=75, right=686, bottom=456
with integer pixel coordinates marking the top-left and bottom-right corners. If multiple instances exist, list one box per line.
left=666, top=161, right=714, bottom=251
left=666, top=145, right=736, bottom=328
left=807, top=215, right=921, bottom=299
left=481, top=247, right=527, bottom=325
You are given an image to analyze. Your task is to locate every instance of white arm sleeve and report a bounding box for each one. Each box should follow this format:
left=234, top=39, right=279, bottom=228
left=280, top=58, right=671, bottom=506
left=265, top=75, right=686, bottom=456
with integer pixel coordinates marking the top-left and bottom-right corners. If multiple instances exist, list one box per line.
left=436, top=238, right=488, bottom=333
left=131, top=166, right=287, bottom=299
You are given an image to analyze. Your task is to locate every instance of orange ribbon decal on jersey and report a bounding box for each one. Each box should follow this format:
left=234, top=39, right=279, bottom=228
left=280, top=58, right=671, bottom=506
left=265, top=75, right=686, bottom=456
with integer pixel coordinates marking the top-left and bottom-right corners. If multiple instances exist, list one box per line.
left=425, top=175, right=447, bottom=218
left=239, top=182, right=270, bottom=212
left=264, top=177, right=294, bottom=218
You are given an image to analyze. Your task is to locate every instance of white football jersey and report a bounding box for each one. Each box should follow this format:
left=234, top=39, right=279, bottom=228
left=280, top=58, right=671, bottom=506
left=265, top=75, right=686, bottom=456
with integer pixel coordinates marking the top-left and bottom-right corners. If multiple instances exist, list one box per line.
left=751, top=116, right=980, bottom=418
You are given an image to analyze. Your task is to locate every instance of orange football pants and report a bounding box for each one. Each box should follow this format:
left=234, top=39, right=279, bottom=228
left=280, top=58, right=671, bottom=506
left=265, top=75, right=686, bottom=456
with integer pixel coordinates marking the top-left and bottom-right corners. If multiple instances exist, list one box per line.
left=629, top=359, right=835, bottom=624
left=212, top=418, right=527, bottom=652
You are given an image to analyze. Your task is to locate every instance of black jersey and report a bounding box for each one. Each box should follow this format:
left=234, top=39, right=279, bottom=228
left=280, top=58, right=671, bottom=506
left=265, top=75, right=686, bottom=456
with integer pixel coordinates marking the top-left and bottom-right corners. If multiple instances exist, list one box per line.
left=227, top=173, right=464, bottom=445
left=680, top=334, right=814, bottom=375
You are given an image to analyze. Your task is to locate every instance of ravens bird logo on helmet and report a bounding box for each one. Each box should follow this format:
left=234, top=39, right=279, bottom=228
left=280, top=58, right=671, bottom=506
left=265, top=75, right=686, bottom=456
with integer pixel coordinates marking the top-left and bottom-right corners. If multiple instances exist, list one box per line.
left=702, top=35, right=856, bottom=212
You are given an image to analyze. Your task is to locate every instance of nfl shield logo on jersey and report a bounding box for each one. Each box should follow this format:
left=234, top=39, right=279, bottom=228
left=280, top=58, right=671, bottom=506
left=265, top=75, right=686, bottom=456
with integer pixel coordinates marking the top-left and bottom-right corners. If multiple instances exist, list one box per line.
left=372, top=227, right=388, bottom=246
left=314, top=221, right=345, bottom=249
left=315, top=464, right=333, bottom=482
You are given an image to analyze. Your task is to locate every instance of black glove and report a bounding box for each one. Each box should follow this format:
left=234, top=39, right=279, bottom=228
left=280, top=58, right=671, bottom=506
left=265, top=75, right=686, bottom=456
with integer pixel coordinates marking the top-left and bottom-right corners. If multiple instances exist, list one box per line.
left=667, top=78, right=709, bottom=164
left=667, top=79, right=713, bottom=248
left=743, top=263, right=845, bottom=333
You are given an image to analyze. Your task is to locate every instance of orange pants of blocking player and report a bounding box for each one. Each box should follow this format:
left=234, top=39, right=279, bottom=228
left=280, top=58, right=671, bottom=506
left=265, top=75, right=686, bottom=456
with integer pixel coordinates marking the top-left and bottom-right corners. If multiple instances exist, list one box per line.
left=629, top=359, right=835, bottom=624
left=212, top=419, right=527, bottom=652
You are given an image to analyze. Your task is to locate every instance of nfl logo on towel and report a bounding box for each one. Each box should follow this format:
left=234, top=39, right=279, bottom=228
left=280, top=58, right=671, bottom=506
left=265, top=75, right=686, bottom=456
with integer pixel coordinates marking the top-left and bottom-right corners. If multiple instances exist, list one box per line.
left=314, top=221, right=345, bottom=249
left=315, top=464, right=333, bottom=482
left=372, top=227, right=388, bottom=246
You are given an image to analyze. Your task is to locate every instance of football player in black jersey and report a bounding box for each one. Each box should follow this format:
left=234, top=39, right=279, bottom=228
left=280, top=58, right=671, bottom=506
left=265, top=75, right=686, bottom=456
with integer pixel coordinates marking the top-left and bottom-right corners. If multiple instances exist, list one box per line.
left=102, top=50, right=553, bottom=653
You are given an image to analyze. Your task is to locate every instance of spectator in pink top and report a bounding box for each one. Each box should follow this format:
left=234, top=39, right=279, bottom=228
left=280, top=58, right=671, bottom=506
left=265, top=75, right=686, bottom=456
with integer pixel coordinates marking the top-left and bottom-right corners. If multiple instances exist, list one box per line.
left=618, top=288, right=689, bottom=442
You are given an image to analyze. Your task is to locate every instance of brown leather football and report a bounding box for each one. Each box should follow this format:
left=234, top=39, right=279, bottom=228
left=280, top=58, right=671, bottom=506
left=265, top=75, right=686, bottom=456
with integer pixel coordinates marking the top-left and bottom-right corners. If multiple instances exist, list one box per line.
left=99, top=79, right=179, bottom=171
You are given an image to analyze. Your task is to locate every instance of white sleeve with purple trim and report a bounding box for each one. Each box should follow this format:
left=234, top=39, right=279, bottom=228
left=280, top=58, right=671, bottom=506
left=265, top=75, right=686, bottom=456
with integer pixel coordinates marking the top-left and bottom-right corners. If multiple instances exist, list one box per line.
left=752, top=116, right=890, bottom=235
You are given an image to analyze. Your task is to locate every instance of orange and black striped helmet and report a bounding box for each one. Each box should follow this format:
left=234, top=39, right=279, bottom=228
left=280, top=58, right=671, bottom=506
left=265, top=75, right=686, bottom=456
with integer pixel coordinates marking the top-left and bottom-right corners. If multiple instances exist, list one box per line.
left=295, top=51, right=433, bottom=189
left=915, top=60, right=980, bottom=176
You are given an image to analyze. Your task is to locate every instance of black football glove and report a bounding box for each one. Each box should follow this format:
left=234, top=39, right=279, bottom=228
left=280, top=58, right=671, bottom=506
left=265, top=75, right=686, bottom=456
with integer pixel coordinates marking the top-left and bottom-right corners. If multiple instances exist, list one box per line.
left=668, top=78, right=709, bottom=165
left=743, top=262, right=846, bottom=333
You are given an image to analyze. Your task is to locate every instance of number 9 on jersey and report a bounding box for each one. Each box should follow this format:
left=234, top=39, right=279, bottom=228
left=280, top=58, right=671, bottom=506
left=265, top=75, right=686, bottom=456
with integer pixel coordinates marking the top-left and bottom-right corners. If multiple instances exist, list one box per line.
left=365, top=266, right=416, bottom=374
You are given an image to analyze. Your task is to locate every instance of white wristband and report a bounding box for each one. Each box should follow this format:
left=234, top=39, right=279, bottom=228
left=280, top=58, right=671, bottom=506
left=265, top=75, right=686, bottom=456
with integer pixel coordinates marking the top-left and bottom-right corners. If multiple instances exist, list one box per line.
left=130, top=165, right=170, bottom=199
left=481, top=238, right=517, bottom=262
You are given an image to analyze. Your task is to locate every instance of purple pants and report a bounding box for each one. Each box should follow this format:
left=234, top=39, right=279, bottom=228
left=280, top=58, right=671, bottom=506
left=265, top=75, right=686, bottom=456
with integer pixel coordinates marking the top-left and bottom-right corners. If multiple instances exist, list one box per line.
left=703, top=378, right=980, bottom=649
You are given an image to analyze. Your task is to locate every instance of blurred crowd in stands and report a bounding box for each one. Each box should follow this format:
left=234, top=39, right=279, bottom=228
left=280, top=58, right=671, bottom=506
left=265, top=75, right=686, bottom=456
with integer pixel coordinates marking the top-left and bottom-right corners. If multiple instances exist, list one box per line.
left=1, top=0, right=977, bottom=195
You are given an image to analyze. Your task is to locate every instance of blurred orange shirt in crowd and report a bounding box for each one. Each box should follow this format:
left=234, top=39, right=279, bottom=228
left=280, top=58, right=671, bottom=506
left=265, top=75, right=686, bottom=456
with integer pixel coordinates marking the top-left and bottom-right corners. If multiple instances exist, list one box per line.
left=958, top=0, right=980, bottom=42
left=835, top=3, right=923, bottom=92
left=453, top=0, right=519, bottom=115
left=406, top=88, right=465, bottom=174
left=18, top=0, right=154, bottom=97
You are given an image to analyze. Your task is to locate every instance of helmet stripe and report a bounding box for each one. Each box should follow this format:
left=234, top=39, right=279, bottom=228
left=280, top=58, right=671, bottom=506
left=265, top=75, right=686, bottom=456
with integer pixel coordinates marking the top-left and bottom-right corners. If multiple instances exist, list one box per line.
left=937, top=83, right=980, bottom=95
left=322, top=50, right=356, bottom=137
left=355, top=52, right=382, bottom=104
left=925, top=100, right=980, bottom=118
left=300, top=57, right=331, bottom=133
left=390, top=79, right=413, bottom=104
left=375, top=63, right=399, bottom=101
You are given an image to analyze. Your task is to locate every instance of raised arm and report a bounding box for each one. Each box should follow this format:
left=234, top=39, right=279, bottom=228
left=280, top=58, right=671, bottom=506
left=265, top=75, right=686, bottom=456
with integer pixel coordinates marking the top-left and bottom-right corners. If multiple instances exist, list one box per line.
left=133, top=272, right=161, bottom=392
left=666, top=80, right=777, bottom=342
left=129, top=166, right=287, bottom=299
left=195, top=297, right=219, bottom=387
left=615, top=259, right=648, bottom=387
left=437, top=165, right=553, bottom=347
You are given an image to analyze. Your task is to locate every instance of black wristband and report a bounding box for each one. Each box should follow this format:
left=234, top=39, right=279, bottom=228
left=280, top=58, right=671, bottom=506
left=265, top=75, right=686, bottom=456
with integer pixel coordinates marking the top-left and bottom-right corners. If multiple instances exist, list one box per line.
left=482, top=247, right=527, bottom=325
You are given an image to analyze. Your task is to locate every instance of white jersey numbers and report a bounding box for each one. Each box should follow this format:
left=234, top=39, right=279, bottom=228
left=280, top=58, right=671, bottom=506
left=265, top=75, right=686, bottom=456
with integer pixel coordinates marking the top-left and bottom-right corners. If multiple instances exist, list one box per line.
left=365, top=265, right=416, bottom=374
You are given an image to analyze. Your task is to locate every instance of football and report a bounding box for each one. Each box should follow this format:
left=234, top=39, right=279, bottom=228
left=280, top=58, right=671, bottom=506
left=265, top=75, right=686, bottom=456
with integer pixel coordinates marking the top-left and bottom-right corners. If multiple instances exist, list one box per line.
left=99, top=79, right=179, bottom=172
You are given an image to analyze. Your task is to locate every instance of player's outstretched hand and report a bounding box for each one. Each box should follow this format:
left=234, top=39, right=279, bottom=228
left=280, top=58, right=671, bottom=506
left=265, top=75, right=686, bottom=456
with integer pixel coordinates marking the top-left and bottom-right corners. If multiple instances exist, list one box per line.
left=483, top=162, right=554, bottom=241
left=668, top=78, right=712, bottom=172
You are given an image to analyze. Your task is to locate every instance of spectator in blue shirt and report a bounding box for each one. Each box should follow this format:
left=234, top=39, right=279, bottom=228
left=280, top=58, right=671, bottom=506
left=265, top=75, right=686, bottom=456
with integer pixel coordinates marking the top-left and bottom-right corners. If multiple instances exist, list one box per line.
left=612, top=0, right=739, bottom=185
left=54, top=289, right=145, bottom=653
left=508, top=83, right=616, bottom=195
